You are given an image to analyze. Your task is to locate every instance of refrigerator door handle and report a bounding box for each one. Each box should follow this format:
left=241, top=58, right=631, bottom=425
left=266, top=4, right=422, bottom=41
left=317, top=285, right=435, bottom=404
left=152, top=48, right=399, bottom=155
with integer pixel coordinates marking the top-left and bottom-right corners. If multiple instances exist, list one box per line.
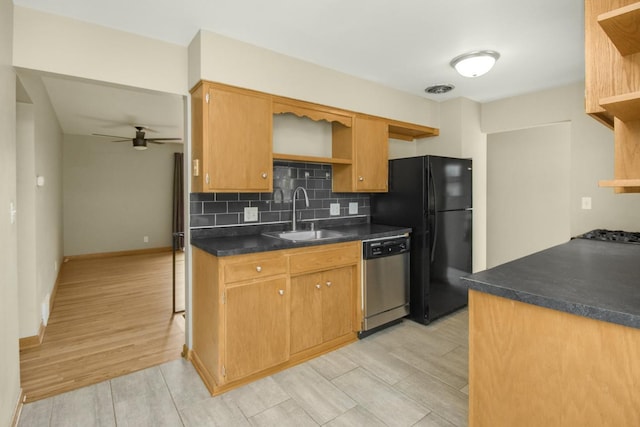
left=429, top=165, right=437, bottom=263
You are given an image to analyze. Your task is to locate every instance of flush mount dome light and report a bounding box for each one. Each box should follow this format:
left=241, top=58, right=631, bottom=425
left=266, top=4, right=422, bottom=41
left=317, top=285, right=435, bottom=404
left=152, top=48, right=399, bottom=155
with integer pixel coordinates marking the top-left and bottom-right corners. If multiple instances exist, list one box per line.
left=450, top=50, right=500, bottom=78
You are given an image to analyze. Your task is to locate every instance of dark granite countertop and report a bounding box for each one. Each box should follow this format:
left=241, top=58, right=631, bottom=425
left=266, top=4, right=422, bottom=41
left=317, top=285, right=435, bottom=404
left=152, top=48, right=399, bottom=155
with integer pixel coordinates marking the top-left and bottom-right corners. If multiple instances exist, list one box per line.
left=463, top=238, right=640, bottom=329
left=191, top=223, right=411, bottom=257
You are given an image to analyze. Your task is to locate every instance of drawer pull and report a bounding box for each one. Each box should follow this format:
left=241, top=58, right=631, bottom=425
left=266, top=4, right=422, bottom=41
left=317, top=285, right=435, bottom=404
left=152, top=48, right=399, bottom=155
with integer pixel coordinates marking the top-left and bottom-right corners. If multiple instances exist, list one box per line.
left=261, top=172, right=268, bottom=179
left=358, top=176, right=364, bottom=182
left=315, top=284, right=321, bottom=289
left=278, top=289, right=284, bottom=296
left=256, top=266, right=262, bottom=272
left=326, top=281, right=332, bottom=287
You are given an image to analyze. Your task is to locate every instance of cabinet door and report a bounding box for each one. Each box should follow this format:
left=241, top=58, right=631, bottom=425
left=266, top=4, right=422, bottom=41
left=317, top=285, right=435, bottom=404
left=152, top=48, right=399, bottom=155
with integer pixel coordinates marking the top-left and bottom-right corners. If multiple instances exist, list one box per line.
left=355, top=116, right=388, bottom=192
left=290, top=273, right=323, bottom=354
left=225, top=278, right=289, bottom=381
left=322, top=267, right=354, bottom=342
left=206, top=86, right=272, bottom=192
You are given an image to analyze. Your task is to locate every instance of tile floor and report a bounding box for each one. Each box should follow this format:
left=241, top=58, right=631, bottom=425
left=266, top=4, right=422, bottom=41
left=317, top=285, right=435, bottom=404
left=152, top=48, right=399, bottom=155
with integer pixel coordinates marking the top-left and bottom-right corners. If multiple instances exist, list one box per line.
left=18, top=309, right=468, bottom=427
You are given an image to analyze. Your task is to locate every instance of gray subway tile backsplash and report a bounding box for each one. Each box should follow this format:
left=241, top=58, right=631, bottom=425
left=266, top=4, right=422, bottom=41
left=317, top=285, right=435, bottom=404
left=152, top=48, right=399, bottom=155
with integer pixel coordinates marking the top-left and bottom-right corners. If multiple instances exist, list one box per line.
left=190, top=161, right=371, bottom=229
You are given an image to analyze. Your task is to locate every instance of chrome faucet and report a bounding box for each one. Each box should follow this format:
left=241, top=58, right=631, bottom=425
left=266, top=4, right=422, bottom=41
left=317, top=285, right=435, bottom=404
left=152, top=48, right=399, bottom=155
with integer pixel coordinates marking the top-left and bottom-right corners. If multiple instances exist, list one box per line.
left=291, top=186, right=310, bottom=231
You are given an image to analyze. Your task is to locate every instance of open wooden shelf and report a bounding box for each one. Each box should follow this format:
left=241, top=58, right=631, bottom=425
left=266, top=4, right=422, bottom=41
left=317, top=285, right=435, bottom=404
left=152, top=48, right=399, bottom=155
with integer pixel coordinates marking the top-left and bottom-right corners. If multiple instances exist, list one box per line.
left=599, top=181, right=640, bottom=194
left=273, top=153, right=352, bottom=165
left=599, top=91, right=640, bottom=121
left=387, top=119, right=439, bottom=141
left=598, top=2, right=640, bottom=55
left=599, top=178, right=640, bottom=187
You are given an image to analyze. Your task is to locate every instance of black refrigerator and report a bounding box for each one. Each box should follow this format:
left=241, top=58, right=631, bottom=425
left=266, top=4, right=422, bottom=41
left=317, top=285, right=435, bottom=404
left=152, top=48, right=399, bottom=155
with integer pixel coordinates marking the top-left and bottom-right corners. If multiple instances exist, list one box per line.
left=371, top=155, right=472, bottom=324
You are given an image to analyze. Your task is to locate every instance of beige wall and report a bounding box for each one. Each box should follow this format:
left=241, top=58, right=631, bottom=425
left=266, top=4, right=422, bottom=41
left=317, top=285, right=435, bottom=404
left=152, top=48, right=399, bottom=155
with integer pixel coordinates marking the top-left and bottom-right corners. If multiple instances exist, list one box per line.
left=16, top=71, right=64, bottom=337
left=16, top=101, right=38, bottom=337
left=482, top=82, right=640, bottom=237
left=13, top=6, right=188, bottom=96
left=63, top=135, right=183, bottom=255
left=0, top=0, right=21, bottom=423
left=487, top=123, right=571, bottom=267
left=191, top=30, right=440, bottom=128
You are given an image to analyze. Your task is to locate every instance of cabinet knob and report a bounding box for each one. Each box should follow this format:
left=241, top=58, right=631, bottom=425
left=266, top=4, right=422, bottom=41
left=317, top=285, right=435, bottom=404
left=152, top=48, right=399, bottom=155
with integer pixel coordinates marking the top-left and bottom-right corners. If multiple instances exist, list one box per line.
left=358, top=176, right=364, bottom=182
left=326, top=281, right=332, bottom=287
left=261, top=172, right=268, bottom=179
left=205, top=173, right=210, bottom=184
left=315, top=284, right=321, bottom=289
left=256, top=266, right=262, bottom=272
left=278, top=289, right=284, bottom=296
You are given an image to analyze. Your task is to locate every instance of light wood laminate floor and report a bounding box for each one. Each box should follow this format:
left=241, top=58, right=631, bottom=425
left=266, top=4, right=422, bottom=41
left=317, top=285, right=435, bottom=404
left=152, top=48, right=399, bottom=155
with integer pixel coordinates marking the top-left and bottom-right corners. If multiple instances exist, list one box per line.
left=19, top=251, right=185, bottom=403
left=18, top=309, right=469, bottom=426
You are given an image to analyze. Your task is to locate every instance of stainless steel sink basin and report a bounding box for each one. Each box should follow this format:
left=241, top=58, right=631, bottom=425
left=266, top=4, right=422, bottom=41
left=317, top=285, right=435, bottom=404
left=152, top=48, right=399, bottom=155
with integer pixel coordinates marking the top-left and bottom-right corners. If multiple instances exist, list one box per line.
left=262, top=229, right=350, bottom=242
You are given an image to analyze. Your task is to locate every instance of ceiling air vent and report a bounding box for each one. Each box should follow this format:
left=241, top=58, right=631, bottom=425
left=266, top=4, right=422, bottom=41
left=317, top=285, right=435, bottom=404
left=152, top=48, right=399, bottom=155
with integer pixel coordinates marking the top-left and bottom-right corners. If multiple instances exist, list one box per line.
left=424, top=84, right=455, bottom=94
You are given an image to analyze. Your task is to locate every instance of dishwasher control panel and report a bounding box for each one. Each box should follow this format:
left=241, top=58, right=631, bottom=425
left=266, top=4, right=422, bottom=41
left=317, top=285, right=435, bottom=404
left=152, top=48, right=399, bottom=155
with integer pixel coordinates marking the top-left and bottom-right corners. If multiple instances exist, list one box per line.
left=363, top=236, right=410, bottom=259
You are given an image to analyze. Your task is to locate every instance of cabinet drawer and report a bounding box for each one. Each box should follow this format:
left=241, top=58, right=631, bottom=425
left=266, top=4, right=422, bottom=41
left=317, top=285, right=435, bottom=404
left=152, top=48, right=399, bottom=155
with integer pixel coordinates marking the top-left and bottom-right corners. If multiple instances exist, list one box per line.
left=290, top=243, right=359, bottom=275
left=224, top=255, right=287, bottom=284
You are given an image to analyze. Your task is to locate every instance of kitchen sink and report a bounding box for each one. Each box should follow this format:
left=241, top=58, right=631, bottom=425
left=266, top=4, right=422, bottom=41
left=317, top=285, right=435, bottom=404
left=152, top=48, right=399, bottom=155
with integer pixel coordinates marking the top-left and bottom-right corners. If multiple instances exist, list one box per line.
left=262, top=229, right=351, bottom=242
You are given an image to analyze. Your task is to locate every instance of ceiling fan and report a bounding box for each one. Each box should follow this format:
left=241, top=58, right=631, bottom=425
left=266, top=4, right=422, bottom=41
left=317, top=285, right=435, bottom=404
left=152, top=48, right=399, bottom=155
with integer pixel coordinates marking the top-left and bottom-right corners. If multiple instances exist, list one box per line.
left=92, top=126, right=182, bottom=150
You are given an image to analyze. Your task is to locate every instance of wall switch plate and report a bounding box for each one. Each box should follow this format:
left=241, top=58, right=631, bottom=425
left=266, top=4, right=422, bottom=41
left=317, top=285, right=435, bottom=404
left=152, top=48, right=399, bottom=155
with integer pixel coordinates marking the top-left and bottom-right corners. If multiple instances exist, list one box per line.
left=143, top=235, right=149, bottom=243
left=581, top=197, right=592, bottom=210
left=244, top=206, right=259, bottom=222
left=330, top=203, right=340, bottom=216
left=349, top=202, right=358, bottom=214
left=9, top=202, right=16, bottom=225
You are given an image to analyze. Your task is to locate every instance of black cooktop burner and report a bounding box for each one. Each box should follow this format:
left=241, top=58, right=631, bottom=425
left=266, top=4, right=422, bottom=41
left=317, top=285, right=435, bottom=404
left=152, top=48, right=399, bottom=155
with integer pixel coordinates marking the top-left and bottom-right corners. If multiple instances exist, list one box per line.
left=577, top=229, right=640, bottom=244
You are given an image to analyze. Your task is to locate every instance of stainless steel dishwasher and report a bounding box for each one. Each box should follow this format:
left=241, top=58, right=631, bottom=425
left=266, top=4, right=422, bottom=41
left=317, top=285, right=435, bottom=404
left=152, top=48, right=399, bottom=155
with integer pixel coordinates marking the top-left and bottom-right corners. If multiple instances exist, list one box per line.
left=361, top=234, right=410, bottom=336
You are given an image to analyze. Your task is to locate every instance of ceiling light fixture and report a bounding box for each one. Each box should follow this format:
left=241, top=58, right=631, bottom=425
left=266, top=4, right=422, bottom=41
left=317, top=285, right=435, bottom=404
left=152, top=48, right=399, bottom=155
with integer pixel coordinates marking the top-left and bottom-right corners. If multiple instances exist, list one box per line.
left=425, top=84, right=455, bottom=94
left=133, top=138, right=148, bottom=150
left=450, top=50, right=500, bottom=78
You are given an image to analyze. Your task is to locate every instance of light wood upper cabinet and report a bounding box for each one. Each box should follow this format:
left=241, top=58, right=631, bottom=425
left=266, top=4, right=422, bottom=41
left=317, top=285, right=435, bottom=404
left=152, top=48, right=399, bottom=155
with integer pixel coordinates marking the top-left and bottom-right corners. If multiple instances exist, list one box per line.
left=585, top=0, right=640, bottom=192
left=191, top=82, right=273, bottom=193
left=191, top=81, right=438, bottom=193
left=332, top=116, right=389, bottom=192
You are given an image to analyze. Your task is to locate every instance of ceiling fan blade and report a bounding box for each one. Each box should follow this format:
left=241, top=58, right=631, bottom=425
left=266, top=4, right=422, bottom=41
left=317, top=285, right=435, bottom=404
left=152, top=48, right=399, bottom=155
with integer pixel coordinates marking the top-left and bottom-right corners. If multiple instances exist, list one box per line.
left=147, top=140, right=165, bottom=145
left=111, top=139, right=131, bottom=143
left=93, top=133, right=130, bottom=139
left=146, top=137, right=183, bottom=142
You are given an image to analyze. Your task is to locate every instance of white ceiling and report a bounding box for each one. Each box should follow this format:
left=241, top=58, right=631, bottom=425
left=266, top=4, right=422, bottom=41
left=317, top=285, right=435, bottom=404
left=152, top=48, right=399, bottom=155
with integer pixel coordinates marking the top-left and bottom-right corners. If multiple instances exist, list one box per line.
left=14, top=0, right=586, bottom=138
left=40, top=74, right=185, bottom=143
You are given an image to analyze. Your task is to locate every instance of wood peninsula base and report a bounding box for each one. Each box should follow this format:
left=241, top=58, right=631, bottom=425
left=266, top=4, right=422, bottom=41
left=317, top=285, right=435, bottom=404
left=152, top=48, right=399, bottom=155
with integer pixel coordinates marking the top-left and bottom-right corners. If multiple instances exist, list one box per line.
left=469, top=290, right=640, bottom=426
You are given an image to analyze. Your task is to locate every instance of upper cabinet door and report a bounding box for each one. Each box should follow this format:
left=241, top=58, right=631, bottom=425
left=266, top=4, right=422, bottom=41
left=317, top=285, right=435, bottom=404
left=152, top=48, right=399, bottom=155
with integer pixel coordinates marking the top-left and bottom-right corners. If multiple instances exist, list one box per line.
left=354, top=116, right=389, bottom=192
left=205, top=85, right=273, bottom=192
left=332, top=115, right=389, bottom=193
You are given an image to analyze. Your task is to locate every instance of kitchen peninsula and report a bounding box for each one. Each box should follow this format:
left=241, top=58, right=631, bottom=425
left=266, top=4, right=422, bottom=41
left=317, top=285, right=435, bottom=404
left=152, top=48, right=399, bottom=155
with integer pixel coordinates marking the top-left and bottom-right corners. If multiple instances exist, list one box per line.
left=463, top=238, right=640, bottom=426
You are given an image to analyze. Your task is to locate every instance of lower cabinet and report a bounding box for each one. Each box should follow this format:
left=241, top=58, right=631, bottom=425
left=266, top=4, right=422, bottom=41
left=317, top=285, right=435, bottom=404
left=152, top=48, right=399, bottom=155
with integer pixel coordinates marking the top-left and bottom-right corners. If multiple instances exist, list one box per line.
left=290, top=267, right=353, bottom=354
left=191, top=241, right=361, bottom=396
left=225, top=277, right=289, bottom=381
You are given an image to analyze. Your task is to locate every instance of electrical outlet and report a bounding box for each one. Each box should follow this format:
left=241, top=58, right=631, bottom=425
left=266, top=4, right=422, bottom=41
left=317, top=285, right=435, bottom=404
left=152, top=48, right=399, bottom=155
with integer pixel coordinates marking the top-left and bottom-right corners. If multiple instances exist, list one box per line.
left=330, top=203, right=340, bottom=216
left=349, top=202, right=358, bottom=214
left=143, top=236, right=149, bottom=243
left=244, top=206, right=259, bottom=222
left=581, top=197, right=592, bottom=210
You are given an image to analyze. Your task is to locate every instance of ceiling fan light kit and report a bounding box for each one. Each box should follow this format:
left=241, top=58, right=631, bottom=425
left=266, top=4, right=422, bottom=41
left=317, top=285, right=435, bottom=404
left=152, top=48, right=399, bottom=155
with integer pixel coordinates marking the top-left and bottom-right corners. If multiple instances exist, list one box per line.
left=450, top=50, right=500, bottom=78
